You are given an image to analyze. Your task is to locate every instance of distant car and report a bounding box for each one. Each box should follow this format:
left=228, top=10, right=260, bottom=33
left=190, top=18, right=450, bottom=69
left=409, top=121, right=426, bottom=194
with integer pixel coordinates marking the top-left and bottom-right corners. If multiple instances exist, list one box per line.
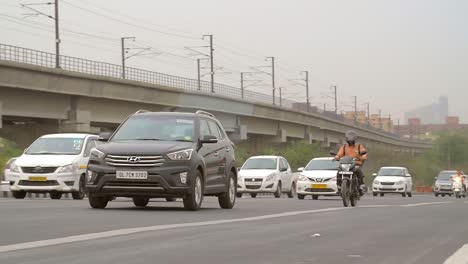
left=237, top=156, right=296, bottom=198
left=372, top=167, right=413, bottom=197
left=296, top=157, right=339, bottom=200
left=3, top=157, right=18, bottom=183
left=433, top=170, right=466, bottom=197
left=8, top=133, right=99, bottom=200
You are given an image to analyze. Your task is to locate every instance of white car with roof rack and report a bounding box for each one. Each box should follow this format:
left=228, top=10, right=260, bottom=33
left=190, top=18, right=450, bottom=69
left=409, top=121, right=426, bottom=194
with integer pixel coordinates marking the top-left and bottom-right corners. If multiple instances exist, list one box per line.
left=7, top=133, right=99, bottom=200
left=296, top=157, right=339, bottom=200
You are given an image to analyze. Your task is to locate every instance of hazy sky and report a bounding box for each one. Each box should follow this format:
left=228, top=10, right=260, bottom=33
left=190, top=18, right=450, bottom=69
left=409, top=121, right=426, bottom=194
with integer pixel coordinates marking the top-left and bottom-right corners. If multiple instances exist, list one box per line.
left=1, top=0, right=467, bottom=123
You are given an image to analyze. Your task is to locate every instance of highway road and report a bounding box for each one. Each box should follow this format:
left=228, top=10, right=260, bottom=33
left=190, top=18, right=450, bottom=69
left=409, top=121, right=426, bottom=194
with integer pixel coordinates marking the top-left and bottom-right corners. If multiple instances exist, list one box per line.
left=0, top=195, right=467, bottom=264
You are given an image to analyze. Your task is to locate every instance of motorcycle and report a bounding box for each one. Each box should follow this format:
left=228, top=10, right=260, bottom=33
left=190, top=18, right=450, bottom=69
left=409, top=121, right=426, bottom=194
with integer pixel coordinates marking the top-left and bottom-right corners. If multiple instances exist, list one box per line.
left=452, top=176, right=466, bottom=199
left=330, top=151, right=367, bottom=207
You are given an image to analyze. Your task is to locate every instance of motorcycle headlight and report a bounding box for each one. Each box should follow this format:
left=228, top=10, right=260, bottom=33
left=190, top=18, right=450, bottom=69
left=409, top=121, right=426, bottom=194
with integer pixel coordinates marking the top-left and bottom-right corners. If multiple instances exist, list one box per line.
left=454, top=178, right=462, bottom=183
left=266, top=174, right=276, bottom=182
left=90, top=148, right=105, bottom=159
left=340, top=164, right=352, bottom=171
left=57, top=163, right=79, bottom=173
left=373, top=180, right=380, bottom=185
left=396, top=180, right=404, bottom=185
left=167, top=149, right=194, bottom=161
left=10, top=162, right=20, bottom=173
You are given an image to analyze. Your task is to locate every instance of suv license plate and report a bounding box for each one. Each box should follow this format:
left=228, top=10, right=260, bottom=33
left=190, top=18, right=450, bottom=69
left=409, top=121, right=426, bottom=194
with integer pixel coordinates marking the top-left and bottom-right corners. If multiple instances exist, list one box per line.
left=116, top=171, right=148, bottom=180
left=245, top=181, right=262, bottom=186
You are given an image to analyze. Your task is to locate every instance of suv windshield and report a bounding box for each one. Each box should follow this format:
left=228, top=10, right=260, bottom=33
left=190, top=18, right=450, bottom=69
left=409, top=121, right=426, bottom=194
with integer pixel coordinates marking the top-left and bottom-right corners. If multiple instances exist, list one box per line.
left=242, top=158, right=277, bottom=170
left=378, top=168, right=406, bottom=176
left=26, top=138, right=84, bottom=155
left=112, top=116, right=195, bottom=142
left=305, top=160, right=339, bottom=171
left=438, top=171, right=456, bottom=181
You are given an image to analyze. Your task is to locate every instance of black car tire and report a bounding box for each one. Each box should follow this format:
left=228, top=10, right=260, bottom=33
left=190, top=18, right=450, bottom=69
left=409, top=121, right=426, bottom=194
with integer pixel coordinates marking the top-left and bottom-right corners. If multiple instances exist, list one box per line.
left=407, top=192, right=412, bottom=197
left=402, top=192, right=407, bottom=197
left=380, top=193, right=384, bottom=197
left=297, top=194, right=305, bottom=200
left=218, top=171, right=236, bottom=209
left=250, top=193, right=257, bottom=198
left=274, top=182, right=282, bottom=198
left=435, top=193, right=439, bottom=197
left=133, top=197, right=150, bottom=207
left=50, top=192, right=62, bottom=200
left=373, top=192, right=378, bottom=197
left=287, top=183, right=296, bottom=198
left=236, top=193, right=243, bottom=198
left=72, top=176, right=86, bottom=200
left=312, top=195, right=319, bottom=200
left=88, top=193, right=108, bottom=209
left=12, top=191, right=26, bottom=199
left=183, top=170, right=204, bottom=211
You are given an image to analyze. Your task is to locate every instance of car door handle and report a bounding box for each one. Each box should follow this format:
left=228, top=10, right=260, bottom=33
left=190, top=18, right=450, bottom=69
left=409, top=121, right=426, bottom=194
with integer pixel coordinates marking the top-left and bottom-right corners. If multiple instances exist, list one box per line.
left=214, top=152, right=219, bottom=156
left=225, top=147, right=230, bottom=152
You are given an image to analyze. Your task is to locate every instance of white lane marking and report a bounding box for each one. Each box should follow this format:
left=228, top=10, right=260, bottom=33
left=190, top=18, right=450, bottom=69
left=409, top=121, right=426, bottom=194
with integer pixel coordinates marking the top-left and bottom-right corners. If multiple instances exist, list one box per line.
left=400, top=202, right=452, bottom=207
left=444, top=244, right=468, bottom=264
left=360, top=205, right=394, bottom=208
left=0, top=207, right=346, bottom=253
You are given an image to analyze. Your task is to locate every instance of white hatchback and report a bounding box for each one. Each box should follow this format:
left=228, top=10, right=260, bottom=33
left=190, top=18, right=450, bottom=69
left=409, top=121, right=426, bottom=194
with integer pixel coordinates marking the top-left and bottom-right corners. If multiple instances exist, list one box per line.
left=237, top=156, right=297, bottom=198
left=372, top=167, right=413, bottom=197
left=7, top=133, right=99, bottom=200
left=296, top=157, right=339, bottom=200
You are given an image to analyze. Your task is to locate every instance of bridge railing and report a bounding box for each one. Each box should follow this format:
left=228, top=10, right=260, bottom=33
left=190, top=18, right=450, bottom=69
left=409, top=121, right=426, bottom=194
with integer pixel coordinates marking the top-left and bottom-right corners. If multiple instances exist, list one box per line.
left=0, top=43, right=417, bottom=141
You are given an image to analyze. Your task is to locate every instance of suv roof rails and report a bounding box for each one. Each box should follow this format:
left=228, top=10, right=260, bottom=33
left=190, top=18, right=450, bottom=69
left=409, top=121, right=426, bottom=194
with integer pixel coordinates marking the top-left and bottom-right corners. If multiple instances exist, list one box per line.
left=195, top=110, right=215, bottom=117
left=135, top=109, right=150, bottom=114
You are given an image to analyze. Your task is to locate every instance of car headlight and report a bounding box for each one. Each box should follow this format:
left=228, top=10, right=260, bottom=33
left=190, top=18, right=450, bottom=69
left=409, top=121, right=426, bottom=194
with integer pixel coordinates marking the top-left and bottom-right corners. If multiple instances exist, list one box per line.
left=167, top=149, right=194, bottom=161
left=373, top=180, right=380, bottom=185
left=10, top=162, right=20, bottom=173
left=90, top=148, right=105, bottom=159
left=396, top=180, right=404, bottom=185
left=57, top=163, right=79, bottom=173
left=265, top=174, right=276, bottom=181
left=299, top=174, right=308, bottom=181
left=434, top=183, right=440, bottom=188
left=340, top=164, right=352, bottom=171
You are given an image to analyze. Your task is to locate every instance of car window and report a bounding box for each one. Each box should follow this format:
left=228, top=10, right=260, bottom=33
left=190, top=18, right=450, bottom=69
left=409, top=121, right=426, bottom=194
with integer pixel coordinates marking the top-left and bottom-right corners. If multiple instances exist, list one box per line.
left=200, top=120, right=211, bottom=138
left=215, top=122, right=226, bottom=140
left=281, top=158, right=289, bottom=171
left=207, top=120, right=222, bottom=139
left=84, top=138, right=97, bottom=157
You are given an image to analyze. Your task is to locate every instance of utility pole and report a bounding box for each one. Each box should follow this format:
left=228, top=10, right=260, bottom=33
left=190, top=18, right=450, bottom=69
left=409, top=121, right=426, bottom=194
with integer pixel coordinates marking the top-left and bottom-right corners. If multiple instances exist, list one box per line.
left=302, top=71, right=310, bottom=112
left=278, top=87, right=283, bottom=107
left=379, top=109, right=382, bottom=129
left=121, top=37, right=135, bottom=79
left=197, top=58, right=201, bottom=90
left=54, top=0, right=60, bottom=68
left=266, top=57, right=276, bottom=105
left=333, top=84, right=338, bottom=115
left=353, top=96, right=358, bottom=122
left=240, top=72, right=245, bottom=99
left=324, top=103, right=327, bottom=112
left=203, top=35, right=214, bottom=93
left=366, top=103, right=370, bottom=123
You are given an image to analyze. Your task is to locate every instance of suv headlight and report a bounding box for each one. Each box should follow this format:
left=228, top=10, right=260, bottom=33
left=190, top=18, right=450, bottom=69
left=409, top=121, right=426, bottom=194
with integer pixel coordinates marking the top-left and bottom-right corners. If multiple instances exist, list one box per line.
left=265, top=174, right=276, bottom=182
left=167, top=149, right=194, bottom=161
left=10, top=162, right=20, bottom=173
left=57, top=163, right=78, bottom=173
left=90, top=148, right=105, bottom=159
left=396, top=180, right=404, bottom=185
left=340, top=164, right=352, bottom=171
left=434, top=183, right=440, bottom=188
left=373, top=180, right=380, bottom=185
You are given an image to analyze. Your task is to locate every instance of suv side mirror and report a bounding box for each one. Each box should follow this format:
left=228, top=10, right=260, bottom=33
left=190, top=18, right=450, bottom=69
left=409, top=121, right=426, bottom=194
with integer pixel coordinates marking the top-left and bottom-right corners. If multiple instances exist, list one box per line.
left=98, top=132, right=112, bottom=142
left=280, top=167, right=288, bottom=172
left=434, top=176, right=438, bottom=180
left=372, top=173, right=377, bottom=177
left=201, top=135, right=218, bottom=144
left=406, top=174, right=411, bottom=177
left=297, top=167, right=304, bottom=172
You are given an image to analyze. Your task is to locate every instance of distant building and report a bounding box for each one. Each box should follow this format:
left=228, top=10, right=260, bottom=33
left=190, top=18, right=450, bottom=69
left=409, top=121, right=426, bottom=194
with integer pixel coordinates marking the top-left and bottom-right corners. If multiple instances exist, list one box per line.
left=404, top=96, right=448, bottom=125
left=369, top=114, right=394, bottom=132
left=398, top=115, right=468, bottom=139
left=343, top=111, right=368, bottom=124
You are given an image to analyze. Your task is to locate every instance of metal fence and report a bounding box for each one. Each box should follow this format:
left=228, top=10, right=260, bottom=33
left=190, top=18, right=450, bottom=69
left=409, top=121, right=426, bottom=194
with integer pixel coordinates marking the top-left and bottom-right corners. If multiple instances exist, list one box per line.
left=0, top=43, right=408, bottom=139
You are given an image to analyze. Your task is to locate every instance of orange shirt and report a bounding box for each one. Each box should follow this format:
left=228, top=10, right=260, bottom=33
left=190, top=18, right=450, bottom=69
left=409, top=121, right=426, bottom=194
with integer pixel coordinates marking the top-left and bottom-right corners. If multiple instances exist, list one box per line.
left=335, top=144, right=368, bottom=165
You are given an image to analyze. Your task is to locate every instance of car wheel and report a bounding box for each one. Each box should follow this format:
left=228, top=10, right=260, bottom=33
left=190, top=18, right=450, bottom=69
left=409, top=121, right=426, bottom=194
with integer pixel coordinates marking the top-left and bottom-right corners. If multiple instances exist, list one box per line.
left=402, top=192, right=407, bottom=197
left=12, top=191, right=26, bottom=199
left=165, top=197, right=177, bottom=202
left=50, top=192, right=62, bottom=200
left=88, top=193, right=108, bottom=209
left=250, top=193, right=257, bottom=198
left=236, top=193, right=243, bottom=198
left=287, top=183, right=296, bottom=198
left=183, top=170, right=204, bottom=211
left=133, top=197, right=150, bottom=207
left=442, top=194, right=446, bottom=197
left=373, top=192, right=378, bottom=197
left=407, top=192, right=412, bottom=198
left=218, top=171, right=236, bottom=209
left=274, top=182, right=282, bottom=198
left=435, top=193, right=439, bottom=197
left=380, top=193, right=384, bottom=197
left=72, top=176, right=86, bottom=200
left=297, top=194, right=305, bottom=200
left=312, top=195, right=319, bottom=200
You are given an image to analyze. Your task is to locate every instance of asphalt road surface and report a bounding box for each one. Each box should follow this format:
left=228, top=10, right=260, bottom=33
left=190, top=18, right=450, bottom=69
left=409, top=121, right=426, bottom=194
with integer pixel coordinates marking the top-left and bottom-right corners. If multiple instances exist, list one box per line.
left=1, top=194, right=468, bottom=264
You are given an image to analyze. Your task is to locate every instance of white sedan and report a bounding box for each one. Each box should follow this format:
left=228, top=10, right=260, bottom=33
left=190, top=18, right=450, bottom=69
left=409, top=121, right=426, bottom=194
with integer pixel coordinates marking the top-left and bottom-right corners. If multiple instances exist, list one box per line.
left=296, top=157, right=339, bottom=200
left=372, top=167, right=413, bottom=197
left=237, top=156, right=297, bottom=198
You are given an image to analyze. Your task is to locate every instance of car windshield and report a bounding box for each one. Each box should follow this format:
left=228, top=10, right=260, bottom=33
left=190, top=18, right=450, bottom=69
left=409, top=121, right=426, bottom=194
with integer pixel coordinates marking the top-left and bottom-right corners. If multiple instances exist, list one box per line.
left=305, top=160, right=339, bottom=171
left=438, top=172, right=456, bottom=181
left=112, top=116, right=195, bottom=142
left=378, top=168, right=406, bottom=176
left=242, top=158, right=277, bottom=170
left=26, top=138, right=84, bottom=155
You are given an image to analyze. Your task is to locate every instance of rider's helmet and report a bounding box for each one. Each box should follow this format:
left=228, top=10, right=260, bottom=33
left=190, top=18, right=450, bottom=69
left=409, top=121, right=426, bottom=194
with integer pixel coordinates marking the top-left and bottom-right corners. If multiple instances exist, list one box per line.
left=345, top=130, right=358, bottom=146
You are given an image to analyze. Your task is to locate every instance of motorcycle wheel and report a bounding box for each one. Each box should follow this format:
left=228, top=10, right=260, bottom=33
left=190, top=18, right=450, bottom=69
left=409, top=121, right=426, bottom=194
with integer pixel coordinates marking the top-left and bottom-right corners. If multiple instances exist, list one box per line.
left=350, top=182, right=358, bottom=207
left=341, top=179, right=350, bottom=207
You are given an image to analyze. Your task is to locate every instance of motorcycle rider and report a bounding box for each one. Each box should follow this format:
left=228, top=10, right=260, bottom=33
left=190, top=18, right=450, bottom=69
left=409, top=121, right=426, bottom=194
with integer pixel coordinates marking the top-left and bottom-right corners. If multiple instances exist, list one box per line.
left=335, top=131, right=368, bottom=195
left=453, top=170, right=466, bottom=193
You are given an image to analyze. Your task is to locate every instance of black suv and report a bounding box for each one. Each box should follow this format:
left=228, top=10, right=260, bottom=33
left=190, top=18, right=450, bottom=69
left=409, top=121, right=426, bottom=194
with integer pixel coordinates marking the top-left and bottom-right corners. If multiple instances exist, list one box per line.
left=86, top=110, right=237, bottom=210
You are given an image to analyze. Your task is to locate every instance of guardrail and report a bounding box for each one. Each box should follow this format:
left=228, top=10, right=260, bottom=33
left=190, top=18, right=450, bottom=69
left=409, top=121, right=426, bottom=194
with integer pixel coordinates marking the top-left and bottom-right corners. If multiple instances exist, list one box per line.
left=0, top=42, right=417, bottom=140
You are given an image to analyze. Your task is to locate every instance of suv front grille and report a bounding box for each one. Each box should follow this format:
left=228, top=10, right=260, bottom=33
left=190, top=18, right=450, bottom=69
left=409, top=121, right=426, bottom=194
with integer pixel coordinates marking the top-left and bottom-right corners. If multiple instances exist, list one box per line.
left=381, top=182, right=395, bottom=186
left=21, top=167, right=58, bottom=174
left=105, top=155, right=165, bottom=167
left=18, top=180, right=59, bottom=186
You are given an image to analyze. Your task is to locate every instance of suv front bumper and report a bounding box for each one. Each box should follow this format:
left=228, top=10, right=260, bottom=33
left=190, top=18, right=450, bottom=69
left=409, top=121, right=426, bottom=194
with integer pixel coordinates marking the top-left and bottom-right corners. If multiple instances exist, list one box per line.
left=86, top=164, right=193, bottom=198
